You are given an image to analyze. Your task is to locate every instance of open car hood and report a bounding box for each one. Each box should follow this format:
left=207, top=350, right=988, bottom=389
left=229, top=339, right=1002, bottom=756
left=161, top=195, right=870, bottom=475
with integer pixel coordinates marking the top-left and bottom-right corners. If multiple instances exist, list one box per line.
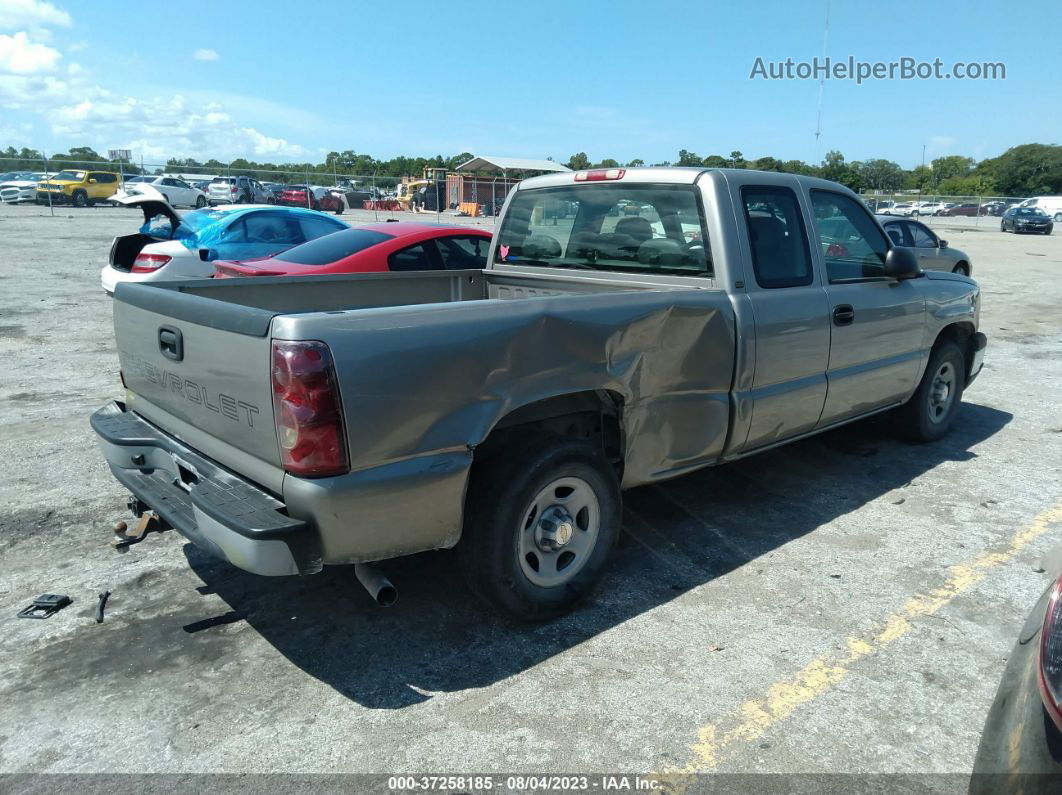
left=112, top=185, right=182, bottom=230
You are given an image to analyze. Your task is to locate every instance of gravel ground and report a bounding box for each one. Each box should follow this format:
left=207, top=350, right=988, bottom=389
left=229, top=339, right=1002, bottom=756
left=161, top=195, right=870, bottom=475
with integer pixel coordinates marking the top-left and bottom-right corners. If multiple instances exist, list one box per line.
left=0, top=201, right=1060, bottom=786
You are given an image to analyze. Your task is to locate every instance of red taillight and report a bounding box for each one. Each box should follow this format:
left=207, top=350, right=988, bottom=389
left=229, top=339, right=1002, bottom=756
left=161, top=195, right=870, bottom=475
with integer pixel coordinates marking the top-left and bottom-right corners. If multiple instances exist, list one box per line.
left=131, top=253, right=172, bottom=273
left=231, top=185, right=238, bottom=194
left=574, top=168, right=625, bottom=182
left=271, top=340, right=348, bottom=477
left=1038, top=575, right=1062, bottom=731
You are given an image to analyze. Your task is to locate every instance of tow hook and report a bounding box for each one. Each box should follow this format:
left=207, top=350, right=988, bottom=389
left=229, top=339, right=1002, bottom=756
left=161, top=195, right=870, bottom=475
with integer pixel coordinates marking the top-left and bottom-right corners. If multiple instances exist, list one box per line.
left=111, top=505, right=162, bottom=550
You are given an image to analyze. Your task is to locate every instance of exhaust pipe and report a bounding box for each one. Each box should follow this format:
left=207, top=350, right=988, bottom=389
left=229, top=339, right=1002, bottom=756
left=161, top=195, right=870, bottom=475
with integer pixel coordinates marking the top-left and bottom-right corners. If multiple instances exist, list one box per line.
left=354, top=563, right=397, bottom=607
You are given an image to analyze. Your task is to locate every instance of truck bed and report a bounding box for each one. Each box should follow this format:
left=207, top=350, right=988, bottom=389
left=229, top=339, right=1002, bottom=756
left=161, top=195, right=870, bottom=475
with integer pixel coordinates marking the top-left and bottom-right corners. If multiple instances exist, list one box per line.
left=117, top=267, right=700, bottom=335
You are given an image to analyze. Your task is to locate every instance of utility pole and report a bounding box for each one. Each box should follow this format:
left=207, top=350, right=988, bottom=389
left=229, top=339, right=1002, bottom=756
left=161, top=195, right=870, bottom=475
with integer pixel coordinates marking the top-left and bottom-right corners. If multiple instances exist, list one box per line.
left=917, top=144, right=926, bottom=208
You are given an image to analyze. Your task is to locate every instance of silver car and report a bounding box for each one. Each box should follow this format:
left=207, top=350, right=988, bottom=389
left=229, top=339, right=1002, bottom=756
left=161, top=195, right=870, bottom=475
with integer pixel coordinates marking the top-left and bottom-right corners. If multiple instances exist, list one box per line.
left=206, top=176, right=274, bottom=206
left=876, top=215, right=972, bottom=276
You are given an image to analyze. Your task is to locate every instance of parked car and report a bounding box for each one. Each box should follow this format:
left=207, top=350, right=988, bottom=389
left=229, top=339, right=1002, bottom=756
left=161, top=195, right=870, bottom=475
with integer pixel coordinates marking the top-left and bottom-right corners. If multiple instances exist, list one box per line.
left=917, top=201, right=946, bottom=216
left=36, top=169, right=121, bottom=207
left=941, top=203, right=980, bottom=217
left=1019, top=196, right=1062, bottom=223
left=979, top=201, right=1009, bottom=217
left=206, top=176, right=273, bottom=206
left=876, top=216, right=973, bottom=275
left=100, top=189, right=348, bottom=294
left=118, top=175, right=208, bottom=208
left=274, top=185, right=344, bottom=214
left=91, top=167, right=986, bottom=620
left=0, top=172, right=52, bottom=204
left=213, top=223, right=492, bottom=278
left=1001, top=206, right=1054, bottom=234
left=970, top=564, right=1062, bottom=790
left=880, top=202, right=917, bottom=216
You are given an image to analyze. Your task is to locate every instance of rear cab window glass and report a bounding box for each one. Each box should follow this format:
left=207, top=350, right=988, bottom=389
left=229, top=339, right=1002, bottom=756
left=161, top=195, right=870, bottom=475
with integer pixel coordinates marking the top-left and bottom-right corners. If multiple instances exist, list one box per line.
left=741, top=186, right=813, bottom=289
left=274, top=227, right=392, bottom=265
left=811, top=190, right=889, bottom=282
left=495, top=183, right=711, bottom=277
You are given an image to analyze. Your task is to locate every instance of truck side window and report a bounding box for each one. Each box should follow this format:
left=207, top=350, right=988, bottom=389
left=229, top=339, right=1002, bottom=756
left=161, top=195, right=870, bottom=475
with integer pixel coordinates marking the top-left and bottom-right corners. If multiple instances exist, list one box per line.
left=810, top=190, right=889, bottom=282
left=741, top=186, right=813, bottom=289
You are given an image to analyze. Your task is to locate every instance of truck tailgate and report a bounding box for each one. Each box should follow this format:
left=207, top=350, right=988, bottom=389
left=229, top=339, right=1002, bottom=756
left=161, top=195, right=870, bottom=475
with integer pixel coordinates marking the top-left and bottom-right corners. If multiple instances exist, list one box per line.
left=113, top=285, right=282, bottom=491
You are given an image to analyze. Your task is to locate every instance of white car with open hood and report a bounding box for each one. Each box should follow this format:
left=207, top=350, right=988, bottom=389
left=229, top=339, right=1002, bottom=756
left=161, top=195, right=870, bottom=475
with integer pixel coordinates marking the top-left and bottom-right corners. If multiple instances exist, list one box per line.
left=100, top=187, right=349, bottom=294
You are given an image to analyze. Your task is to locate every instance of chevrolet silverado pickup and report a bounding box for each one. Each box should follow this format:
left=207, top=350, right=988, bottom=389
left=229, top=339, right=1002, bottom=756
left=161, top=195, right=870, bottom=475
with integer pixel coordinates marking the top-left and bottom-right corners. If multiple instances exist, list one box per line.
left=91, top=167, right=987, bottom=620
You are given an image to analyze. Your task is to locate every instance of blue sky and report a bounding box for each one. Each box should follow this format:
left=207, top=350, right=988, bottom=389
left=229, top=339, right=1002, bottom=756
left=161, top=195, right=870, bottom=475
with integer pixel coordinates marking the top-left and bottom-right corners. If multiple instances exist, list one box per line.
left=1, top=0, right=1059, bottom=168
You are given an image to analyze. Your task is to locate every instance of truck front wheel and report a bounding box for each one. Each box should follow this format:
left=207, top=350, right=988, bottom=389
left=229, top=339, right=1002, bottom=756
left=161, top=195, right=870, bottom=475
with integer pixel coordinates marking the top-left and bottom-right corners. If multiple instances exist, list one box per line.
left=895, top=340, right=966, bottom=443
left=460, top=437, right=621, bottom=620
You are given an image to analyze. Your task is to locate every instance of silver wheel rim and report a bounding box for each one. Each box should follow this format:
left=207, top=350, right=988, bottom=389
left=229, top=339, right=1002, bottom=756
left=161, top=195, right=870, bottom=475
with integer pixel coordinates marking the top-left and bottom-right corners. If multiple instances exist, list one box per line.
left=517, top=476, right=600, bottom=587
left=928, top=361, right=956, bottom=424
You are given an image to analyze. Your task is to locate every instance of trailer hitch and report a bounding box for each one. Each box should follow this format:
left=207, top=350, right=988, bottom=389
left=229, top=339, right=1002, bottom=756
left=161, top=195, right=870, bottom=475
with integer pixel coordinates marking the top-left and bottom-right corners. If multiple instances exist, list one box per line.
left=111, top=506, right=162, bottom=550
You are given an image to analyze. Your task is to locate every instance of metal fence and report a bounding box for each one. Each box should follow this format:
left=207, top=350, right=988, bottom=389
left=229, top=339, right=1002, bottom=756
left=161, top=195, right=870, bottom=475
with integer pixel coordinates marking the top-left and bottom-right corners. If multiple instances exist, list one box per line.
left=0, top=155, right=484, bottom=222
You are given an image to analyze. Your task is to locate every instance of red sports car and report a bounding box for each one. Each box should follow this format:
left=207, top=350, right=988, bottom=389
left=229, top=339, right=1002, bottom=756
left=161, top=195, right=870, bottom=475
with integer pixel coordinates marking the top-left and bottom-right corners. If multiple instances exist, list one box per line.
left=213, top=222, right=492, bottom=277
left=274, top=185, right=344, bottom=214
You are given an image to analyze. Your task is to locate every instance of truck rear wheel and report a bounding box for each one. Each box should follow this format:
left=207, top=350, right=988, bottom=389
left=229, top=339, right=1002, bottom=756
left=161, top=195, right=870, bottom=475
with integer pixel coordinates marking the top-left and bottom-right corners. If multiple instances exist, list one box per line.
left=895, top=340, right=965, bottom=443
left=460, top=437, right=621, bottom=620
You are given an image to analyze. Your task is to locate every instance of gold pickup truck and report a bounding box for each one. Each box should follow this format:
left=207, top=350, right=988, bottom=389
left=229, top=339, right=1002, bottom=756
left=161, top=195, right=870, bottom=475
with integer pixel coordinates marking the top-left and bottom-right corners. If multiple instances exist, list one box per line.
left=36, top=169, right=121, bottom=207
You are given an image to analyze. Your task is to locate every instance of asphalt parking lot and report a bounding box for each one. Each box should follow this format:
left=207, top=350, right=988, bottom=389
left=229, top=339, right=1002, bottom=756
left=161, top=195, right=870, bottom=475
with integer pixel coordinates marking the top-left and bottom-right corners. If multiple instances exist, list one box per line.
left=1, top=201, right=1060, bottom=782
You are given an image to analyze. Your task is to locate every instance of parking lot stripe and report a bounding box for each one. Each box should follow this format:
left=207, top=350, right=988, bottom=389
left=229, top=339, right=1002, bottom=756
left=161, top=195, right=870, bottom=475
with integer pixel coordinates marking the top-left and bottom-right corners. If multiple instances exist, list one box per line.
left=676, top=503, right=1062, bottom=772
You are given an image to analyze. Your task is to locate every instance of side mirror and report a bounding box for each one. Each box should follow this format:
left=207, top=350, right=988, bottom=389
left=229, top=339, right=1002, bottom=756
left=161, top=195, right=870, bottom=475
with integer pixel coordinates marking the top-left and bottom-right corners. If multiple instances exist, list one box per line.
left=88, top=178, right=97, bottom=184
left=884, top=246, right=920, bottom=280
left=198, top=248, right=218, bottom=262
left=938, top=239, right=948, bottom=248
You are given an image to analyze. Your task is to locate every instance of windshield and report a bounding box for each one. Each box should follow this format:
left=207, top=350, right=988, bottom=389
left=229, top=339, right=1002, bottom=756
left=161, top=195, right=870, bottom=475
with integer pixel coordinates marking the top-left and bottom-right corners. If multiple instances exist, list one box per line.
left=495, top=183, right=711, bottom=276
left=51, top=170, right=86, bottom=181
left=1015, top=208, right=1047, bottom=216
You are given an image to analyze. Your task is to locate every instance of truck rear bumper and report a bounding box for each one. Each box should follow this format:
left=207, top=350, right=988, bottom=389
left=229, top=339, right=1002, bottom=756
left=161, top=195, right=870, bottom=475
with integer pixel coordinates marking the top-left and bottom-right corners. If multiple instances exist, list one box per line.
left=91, top=401, right=321, bottom=576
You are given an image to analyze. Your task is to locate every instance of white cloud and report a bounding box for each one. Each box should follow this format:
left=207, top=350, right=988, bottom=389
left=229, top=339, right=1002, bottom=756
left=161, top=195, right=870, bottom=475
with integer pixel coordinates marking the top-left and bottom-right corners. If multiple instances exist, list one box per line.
left=0, top=31, right=61, bottom=74
left=0, top=0, right=71, bottom=39
left=0, top=8, right=308, bottom=162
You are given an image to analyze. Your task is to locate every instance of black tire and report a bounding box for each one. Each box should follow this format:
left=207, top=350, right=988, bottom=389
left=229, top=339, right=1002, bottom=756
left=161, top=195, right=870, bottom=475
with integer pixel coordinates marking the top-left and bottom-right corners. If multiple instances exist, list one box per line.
left=311, top=198, right=320, bottom=211
left=459, top=437, right=621, bottom=621
left=333, top=201, right=344, bottom=215
left=894, top=340, right=966, bottom=443
left=1000, top=221, right=1007, bottom=232
left=195, top=196, right=206, bottom=208
left=1053, top=213, right=1062, bottom=223
left=952, top=262, right=969, bottom=276
left=72, top=190, right=87, bottom=208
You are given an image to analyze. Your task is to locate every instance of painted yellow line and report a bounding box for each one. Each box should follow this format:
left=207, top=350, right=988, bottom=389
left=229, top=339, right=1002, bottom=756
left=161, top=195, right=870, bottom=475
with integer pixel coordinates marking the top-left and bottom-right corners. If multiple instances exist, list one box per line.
left=672, top=503, right=1062, bottom=775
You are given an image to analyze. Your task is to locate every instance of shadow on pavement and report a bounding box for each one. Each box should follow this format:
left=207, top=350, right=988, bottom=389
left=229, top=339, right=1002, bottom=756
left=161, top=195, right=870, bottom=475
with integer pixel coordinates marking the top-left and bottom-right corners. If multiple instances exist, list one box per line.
left=185, top=402, right=1012, bottom=708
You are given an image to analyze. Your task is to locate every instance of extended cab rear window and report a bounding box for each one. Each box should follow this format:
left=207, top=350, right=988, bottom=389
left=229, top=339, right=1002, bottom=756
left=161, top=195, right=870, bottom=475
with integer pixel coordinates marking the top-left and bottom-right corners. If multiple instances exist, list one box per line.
left=495, top=183, right=712, bottom=276
left=273, top=227, right=391, bottom=265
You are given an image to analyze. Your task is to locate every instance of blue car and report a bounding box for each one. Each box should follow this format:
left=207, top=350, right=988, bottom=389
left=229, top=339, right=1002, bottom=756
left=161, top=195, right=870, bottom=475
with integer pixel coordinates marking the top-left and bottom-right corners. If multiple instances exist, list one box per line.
left=101, top=191, right=348, bottom=294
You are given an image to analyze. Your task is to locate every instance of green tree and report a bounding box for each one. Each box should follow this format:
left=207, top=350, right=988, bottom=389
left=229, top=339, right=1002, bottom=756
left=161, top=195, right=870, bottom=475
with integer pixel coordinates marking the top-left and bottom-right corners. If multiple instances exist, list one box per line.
left=858, top=159, right=905, bottom=191
left=729, top=150, right=746, bottom=169
left=676, top=149, right=703, bottom=166
left=984, top=143, right=1062, bottom=196
left=751, top=156, right=785, bottom=172
left=930, top=155, right=975, bottom=184
left=626, top=158, right=645, bottom=167
left=595, top=158, right=620, bottom=168
left=565, top=152, right=591, bottom=170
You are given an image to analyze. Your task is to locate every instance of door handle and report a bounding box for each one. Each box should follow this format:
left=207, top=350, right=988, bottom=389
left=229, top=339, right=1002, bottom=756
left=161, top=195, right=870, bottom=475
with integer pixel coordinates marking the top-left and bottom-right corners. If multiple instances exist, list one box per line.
left=158, top=326, right=183, bottom=361
left=832, top=305, right=855, bottom=326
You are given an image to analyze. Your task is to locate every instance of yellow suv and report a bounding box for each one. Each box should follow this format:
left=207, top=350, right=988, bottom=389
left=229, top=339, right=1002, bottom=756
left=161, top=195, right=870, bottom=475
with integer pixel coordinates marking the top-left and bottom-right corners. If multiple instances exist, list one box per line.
left=36, top=169, right=121, bottom=207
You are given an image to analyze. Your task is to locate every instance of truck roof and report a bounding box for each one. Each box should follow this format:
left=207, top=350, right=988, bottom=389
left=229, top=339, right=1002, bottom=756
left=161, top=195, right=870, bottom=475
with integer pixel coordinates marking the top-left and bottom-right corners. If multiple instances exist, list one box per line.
left=516, top=166, right=853, bottom=193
